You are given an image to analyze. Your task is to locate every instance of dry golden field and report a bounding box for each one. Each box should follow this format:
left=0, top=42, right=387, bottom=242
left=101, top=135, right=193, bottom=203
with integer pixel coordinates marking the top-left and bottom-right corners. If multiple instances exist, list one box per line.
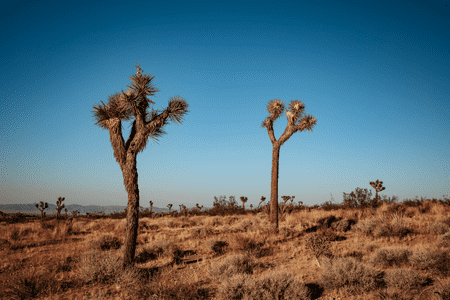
left=1, top=199, right=450, bottom=300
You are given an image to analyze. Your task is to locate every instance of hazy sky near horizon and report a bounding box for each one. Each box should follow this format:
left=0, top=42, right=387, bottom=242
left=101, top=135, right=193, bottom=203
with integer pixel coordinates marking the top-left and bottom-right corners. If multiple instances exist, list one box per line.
left=1, top=0, right=449, bottom=210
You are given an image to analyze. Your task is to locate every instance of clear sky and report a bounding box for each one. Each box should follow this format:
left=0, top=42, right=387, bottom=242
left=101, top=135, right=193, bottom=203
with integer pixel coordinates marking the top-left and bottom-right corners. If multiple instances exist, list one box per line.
left=1, top=0, right=449, bottom=211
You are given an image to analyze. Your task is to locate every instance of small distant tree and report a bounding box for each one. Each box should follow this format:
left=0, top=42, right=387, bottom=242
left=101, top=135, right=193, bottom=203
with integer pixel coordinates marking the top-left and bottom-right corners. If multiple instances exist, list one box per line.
left=92, top=61, right=189, bottom=268
left=195, top=203, right=203, bottom=214
left=56, top=197, right=65, bottom=220
left=370, top=179, right=386, bottom=204
left=35, top=201, right=48, bottom=219
left=240, top=196, right=248, bottom=209
left=167, top=204, right=173, bottom=213
left=256, top=196, right=266, bottom=209
left=261, top=99, right=317, bottom=233
left=64, top=208, right=68, bottom=218
left=250, top=204, right=253, bottom=210
left=149, top=201, right=153, bottom=215
left=71, top=210, right=78, bottom=217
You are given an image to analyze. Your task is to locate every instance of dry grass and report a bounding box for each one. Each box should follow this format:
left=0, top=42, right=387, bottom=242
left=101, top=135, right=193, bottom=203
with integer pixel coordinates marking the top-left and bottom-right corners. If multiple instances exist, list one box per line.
left=1, top=198, right=450, bottom=299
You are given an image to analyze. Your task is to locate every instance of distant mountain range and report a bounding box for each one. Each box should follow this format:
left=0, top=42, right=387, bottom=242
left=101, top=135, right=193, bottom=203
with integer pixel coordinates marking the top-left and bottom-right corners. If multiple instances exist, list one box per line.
left=0, top=203, right=177, bottom=216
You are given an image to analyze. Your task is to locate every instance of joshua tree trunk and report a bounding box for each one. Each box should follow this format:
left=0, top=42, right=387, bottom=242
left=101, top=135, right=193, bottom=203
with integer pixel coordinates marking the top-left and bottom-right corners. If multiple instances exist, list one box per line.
left=122, top=155, right=140, bottom=266
left=270, top=144, right=281, bottom=230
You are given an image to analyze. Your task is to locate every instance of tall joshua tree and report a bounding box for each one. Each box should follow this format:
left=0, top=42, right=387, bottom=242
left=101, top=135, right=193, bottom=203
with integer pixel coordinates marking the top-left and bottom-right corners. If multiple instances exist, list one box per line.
left=92, top=61, right=189, bottom=268
left=261, top=99, right=317, bottom=233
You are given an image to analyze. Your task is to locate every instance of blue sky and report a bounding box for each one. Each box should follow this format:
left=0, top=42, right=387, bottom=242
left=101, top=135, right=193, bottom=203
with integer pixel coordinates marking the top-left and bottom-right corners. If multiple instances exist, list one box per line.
left=1, top=0, right=449, bottom=211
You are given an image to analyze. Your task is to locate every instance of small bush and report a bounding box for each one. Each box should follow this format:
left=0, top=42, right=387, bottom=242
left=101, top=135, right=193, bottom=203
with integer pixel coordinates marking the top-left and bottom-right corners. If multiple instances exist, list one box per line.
left=190, top=226, right=213, bottom=238
left=428, top=221, right=450, bottom=235
left=208, top=254, right=259, bottom=282
left=367, top=247, right=413, bottom=268
left=3, top=264, right=53, bottom=299
left=233, top=235, right=264, bottom=257
left=207, top=239, right=229, bottom=255
left=409, top=248, right=450, bottom=276
left=383, top=267, right=427, bottom=290
left=88, top=234, right=122, bottom=251
left=437, top=232, right=450, bottom=248
left=217, top=269, right=311, bottom=300
left=319, top=256, right=385, bottom=294
left=75, top=249, right=122, bottom=284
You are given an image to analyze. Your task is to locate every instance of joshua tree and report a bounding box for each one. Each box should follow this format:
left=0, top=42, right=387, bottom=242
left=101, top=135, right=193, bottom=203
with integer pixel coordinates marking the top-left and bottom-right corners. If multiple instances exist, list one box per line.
left=167, top=204, right=173, bottom=213
left=250, top=204, right=253, bottom=210
left=92, top=61, right=189, bottom=268
left=195, top=203, right=203, bottom=214
left=256, top=196, right=266, bottom=209
left=56, top=197, right=65, bottom=220
left=370, top=180, right=386, bottom=203
left=240, top=196, right=248, bottom=209
left=35, top=201, right=48, bottom=219
left=71, top=210, right=78, bottom=217
left=261, top=99, right=317, bottom=232
left=149, top=201, right=154, bottom=215
left=64, top=208, right=68, bottom=218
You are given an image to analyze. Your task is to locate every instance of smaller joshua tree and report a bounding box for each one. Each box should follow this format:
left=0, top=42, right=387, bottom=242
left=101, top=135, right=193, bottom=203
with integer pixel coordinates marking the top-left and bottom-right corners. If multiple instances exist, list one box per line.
left=194, top=203, right=203, bottom=215
left=149, top=201, right=154, bottom=215
left=370, top=179, right=386, bottom=203
left=167, top=204, right=173, bottom=213
left=250, top=204, right=253, bottom=210
left=64, top=208, right=68, bottom=218
left=256, top=196, right=266, bottom=209
left=240, top=196, right=248, bottom=209
left=56, top=197, right=65, bottom=220
left=35, top=201, right=48, bottom=219
left=71, top=210, right=78, bottom=217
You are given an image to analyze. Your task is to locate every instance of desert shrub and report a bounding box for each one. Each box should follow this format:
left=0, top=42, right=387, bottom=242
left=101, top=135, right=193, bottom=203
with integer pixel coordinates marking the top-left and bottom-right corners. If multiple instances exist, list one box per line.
left=437, top=232, right=450, bottom=248
left=40, top=220, right=55, bottom=230
left=367, top=247, right=412, bottom=268
left=365, top=243, right=380, bottom=253
left=316, top=215, right=338, bottom=229
left=254, top=269, right=311, bottom=299
left=205, top=216, right=223, bottom=227
left=304, top=233, right=333, bottom=265
left=383, top=267, right=428, bottom=290
left=331, top=218, right=355, bottom=232
left=207, top=239, right=229, bottom=255
left=208, top=254, right=259, bottom=282
left=190, top=226, right=213, bottom=238
left=373, top=213, right=412, bottom=238
left=222, top=225, right=232, bottom=233
left=354, top=216, right=379, bottom=236
left=3, top=263, right=54, bottom=299
left=87, top=234, right=122, bottom=251
left=0, top=238, right=11, bottom=249
left=401, top=198, right=423, bottom=207
left=410, top=249, right=450, bottom=277
left=224, top=215, right=240, bottom=226
left=342, top=187, right=381, bottom=209
left=8, top=227, right=21, bottom=241
left=439, top=217, right=450, bottom=227
left=320, top=201, right=344, bottom=211
left=428, top=221, right=450, bottom=235
left=113, top=265, right=147, bottom=298
left=75, top=249, right=122, bottom=284
left=233, top=234, right=264, bottom=257
left=234, top=219, right=256, bottom=232
left=217, top=270, right=311, bottom=300
left=419, top=201, right=433, bottom=214
left=319, top=256, right=385, bottom=294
